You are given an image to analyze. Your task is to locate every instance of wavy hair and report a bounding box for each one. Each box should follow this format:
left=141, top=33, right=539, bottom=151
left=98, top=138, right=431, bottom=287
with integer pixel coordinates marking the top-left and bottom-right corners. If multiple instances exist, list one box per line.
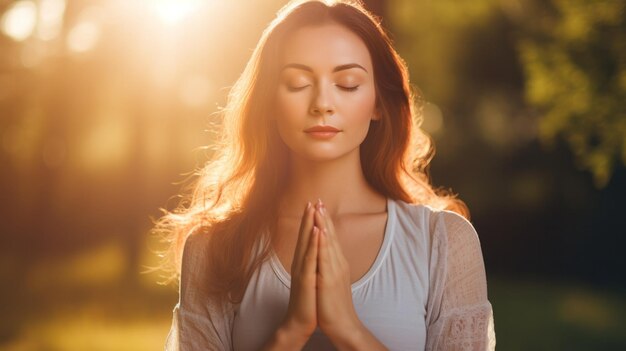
left=151, top=0, right=468, bottom=305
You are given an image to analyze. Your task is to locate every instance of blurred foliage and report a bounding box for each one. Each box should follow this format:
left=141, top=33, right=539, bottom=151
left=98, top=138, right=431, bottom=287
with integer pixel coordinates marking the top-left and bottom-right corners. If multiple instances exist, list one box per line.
left=389, top=0, right=504, bottom=104
left=389, top=0, right=626, bottom=188
left=517, top=0, right=626, bottom=187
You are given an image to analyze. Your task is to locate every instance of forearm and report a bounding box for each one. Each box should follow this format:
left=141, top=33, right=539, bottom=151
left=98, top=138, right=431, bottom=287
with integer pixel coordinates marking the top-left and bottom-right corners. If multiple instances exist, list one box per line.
left=260, top=321, right=310, bottom=351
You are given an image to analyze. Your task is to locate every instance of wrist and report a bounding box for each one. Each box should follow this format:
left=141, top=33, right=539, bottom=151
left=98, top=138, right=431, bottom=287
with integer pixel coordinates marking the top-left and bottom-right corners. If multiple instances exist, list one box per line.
left=327, top=321, right=387, bottom=351
left=263, top=319, right=311, bottom=350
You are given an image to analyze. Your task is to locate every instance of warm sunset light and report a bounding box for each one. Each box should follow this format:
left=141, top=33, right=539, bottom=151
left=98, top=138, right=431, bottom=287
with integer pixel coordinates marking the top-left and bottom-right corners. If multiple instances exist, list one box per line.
left=178, top=75, right=214, bottom=108
left=66, top=8, right=102, bottom=53
left=422, top=102, right=444, bottom=135
left=2, top=0, right=624, bottom=350
left=1, top=0, right=37, bottom=42
left=37, top=0, right=66, bottom=41
left=152, top=0, right=204, bottom=25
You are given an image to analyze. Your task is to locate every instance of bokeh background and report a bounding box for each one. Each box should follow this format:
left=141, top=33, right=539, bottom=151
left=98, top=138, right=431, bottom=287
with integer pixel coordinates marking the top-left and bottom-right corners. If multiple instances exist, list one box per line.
left=1, top=0, right=625, bottom=350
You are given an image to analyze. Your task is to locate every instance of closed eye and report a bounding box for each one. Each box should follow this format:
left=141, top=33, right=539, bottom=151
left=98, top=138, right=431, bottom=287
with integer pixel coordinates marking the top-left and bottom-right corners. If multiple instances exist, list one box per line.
left=287, top=85, right=310, bottom=92
left=336, top=85, right=359, bottom=92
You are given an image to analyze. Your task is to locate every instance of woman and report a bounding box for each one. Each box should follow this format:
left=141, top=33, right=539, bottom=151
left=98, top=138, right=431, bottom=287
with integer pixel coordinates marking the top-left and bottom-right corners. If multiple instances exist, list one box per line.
left=156, top=0, right=496, bottom=350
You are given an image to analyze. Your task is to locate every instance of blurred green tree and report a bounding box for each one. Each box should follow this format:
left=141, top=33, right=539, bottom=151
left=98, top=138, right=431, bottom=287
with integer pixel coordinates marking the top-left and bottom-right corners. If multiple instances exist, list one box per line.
left=517, top=0, right=626, bottom=187
left=389, top=0, right=626, bottom=188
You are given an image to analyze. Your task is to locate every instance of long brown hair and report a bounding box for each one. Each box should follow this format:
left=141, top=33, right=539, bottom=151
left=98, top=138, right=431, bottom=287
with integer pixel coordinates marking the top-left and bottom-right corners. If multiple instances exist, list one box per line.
left=151, top=0, right=468, bottom=305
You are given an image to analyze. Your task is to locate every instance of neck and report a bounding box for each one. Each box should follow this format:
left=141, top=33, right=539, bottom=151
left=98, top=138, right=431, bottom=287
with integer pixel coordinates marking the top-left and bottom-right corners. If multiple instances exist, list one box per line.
left=279, top=148, right=386, bottom=217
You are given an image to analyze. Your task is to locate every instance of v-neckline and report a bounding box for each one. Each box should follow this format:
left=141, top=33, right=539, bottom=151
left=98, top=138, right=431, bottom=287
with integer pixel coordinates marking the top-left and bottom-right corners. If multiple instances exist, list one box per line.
left=268, top=197, right=396, bottom=292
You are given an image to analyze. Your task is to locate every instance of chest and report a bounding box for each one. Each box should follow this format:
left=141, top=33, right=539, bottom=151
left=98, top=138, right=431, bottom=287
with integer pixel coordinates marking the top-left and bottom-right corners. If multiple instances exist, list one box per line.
left=272, top=212, right=388, bottom=284
left=233, top=208, right=431, bottom=351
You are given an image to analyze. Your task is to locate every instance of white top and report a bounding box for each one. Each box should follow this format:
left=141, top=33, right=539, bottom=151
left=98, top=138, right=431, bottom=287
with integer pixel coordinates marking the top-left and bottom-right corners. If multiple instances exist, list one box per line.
left=165, top=198, right=496, bottom=351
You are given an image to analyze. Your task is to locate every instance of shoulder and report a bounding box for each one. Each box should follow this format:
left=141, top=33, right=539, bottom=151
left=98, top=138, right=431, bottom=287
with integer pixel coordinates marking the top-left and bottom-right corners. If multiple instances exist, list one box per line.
left=433, top=209, right=481, bottom=255
left=179, top=226, right=213, bottom=294
left=391, top=198, right=476, bottom=237
left=182, top=226, right=212, bottom=263
left=392, top=198, right=483, bottom=257
left=397, top=197, right=480, bottom=247
left=390, top=197, right=431, bottom=228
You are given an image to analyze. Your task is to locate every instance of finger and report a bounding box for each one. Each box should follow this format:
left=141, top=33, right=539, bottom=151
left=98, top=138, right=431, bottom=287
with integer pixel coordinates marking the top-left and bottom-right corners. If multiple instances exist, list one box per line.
left=303, top=226, right=319, bottom=277
left=298, top=201, right=314, bottom=234
left=313, top=205, right=325, bottom=232
left=292, top=202, right=315, bottom=272
left=316, top=224, right=331, bottom=277
left=314, top=205, right=341, bottom=259
left=320, top=203, right=338, bottom=241
left=314, top=200, right=336, bottom=240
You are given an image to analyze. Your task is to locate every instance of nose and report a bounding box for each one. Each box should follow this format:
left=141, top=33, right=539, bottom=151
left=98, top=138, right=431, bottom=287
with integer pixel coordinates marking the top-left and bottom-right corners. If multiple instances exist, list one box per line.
left=309, top=84, right=334, bottom=116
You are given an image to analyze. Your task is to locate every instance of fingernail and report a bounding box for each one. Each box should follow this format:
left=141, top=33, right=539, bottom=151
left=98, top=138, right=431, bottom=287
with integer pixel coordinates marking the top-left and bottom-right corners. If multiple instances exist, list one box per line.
left=306, top=201, right=311, bottom=210
left=317, top=198, right=322, bottom=208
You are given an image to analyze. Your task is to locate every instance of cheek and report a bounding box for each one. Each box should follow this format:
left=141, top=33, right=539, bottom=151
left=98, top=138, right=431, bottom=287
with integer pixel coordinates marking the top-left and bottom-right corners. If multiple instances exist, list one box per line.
left=344, top=88, right=377, bottom=146
left=274, top=91, right=306, bottom=145
left=344, top=87, right=377, bottom=126
left=275, top=91, right=305, bottom=125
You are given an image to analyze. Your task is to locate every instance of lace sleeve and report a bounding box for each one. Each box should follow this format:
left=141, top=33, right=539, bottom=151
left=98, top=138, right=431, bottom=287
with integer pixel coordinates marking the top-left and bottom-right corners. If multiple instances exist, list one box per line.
left=425, top=210, right=496, bottom=351
left=164, top=230, right=235, bottom=351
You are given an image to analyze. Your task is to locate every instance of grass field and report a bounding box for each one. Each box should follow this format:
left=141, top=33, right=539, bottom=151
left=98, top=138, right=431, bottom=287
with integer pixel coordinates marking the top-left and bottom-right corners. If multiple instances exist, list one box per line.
left=490, top=278, right=626, bottom=350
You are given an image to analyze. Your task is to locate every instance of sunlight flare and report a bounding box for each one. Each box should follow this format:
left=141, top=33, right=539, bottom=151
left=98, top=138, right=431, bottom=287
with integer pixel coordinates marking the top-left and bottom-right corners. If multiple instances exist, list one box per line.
left=1, top=0, right=37, bottom=42
left=66, top=7, right=102, bottom=54
left=37, top=0, right=66, bottom=41
left=152, top=0, right=203, bottom=25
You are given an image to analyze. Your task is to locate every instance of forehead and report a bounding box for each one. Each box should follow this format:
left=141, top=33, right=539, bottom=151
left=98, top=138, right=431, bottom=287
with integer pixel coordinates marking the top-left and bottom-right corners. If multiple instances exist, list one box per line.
left=279, top=23, right=373, bottom=72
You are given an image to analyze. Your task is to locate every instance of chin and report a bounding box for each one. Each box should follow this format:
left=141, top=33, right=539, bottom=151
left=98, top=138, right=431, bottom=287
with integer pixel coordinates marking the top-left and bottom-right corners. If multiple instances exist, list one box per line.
left=290, top=146, right=357, bottom=163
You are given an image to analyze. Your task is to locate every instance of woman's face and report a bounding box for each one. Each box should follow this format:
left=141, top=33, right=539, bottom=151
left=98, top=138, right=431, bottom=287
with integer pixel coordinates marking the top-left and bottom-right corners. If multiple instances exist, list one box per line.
left=274, top=23, right=378, bottom=162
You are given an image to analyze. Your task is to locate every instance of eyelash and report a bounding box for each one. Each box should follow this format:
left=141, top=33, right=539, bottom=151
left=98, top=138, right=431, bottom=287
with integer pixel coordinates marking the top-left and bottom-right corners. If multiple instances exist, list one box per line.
left=286, top=85, right=360, bottom=92
left=338, top=85, right=360, bottom=92
left=286, top=85, right=308, bottom=92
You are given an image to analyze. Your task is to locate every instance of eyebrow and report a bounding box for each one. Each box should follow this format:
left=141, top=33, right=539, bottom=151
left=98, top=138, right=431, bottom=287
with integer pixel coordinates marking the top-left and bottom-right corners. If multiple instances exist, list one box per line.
left=281, top=63, right=368, bottom=73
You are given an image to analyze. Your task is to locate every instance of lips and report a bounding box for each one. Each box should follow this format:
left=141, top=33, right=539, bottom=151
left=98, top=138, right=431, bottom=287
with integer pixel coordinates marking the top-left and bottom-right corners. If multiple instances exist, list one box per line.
left=304, top=125, right=341, bottom=133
